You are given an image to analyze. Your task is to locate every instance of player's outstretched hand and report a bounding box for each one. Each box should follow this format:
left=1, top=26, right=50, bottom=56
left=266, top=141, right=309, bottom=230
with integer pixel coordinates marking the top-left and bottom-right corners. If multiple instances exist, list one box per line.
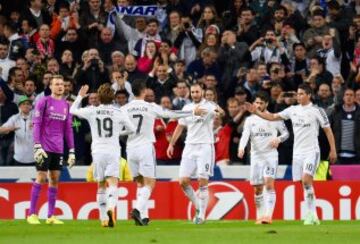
left=78, top=85, right=89, bottom=97
left=34, top=144, right=48, bottom=165
left=329, top=150, right=337, bottom=164
left=270, top=137, right=281, bottom=148
left=193, top=105, right=207, bottom=116
left=67, top=149, right=76, bottom=168
left=167, top=144, right=174, bottom=159
left=244, top=102, right=256, bottom=113
left=237, top=149, right=245, bottom=159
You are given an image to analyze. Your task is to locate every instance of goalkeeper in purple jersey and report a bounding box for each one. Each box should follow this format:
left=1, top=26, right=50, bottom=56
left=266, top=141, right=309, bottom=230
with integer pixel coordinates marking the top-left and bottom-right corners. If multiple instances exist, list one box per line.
left=27, top=75, right=75, bottom=225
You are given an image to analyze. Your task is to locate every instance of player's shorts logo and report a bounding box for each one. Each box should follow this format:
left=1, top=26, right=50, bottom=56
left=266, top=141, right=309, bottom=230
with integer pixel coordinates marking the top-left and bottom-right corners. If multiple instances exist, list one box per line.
left=187, top=182, right=249, bottom=220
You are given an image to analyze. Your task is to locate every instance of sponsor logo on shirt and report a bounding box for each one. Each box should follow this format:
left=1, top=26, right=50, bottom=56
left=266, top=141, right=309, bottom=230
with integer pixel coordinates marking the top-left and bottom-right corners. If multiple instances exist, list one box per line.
left=49, top=112, right=66, bottom=121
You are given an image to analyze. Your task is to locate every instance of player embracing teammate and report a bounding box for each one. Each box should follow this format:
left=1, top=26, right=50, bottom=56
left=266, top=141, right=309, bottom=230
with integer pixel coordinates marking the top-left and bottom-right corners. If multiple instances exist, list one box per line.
left=245, top=84, right=337, bottom=225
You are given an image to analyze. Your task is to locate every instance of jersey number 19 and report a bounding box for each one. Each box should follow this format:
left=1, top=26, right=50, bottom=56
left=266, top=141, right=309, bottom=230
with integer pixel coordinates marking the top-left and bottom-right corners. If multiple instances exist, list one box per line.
left=96, top=117, right=113, bottom=138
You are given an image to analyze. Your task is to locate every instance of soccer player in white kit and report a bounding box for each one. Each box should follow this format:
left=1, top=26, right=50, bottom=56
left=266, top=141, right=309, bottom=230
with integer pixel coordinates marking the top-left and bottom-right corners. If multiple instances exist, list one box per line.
left=238, top=92, right=289, bottom=224
left=245, top=84, right=337, bottom=225
left=70, top=84, right=136, bottom=228
left=167, top=83, right=222, bottom=224
left=121, top=80, right=206, bottom=226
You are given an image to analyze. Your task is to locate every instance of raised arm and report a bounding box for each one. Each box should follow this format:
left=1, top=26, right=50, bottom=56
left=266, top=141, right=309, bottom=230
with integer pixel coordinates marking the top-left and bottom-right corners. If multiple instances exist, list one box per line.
left=70, top=85, right=90, bottom=119
left=245, top=102, right=284, bottom=121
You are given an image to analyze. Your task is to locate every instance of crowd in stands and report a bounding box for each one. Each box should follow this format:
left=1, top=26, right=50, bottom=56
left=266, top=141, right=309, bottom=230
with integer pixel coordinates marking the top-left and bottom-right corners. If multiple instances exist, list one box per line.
left=0, top=0, right=359, bottom=167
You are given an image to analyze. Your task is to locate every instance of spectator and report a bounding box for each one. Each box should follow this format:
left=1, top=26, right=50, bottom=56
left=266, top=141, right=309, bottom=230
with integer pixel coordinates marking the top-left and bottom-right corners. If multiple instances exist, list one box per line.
left=34, top=72, right=52, bottom=102
left=172, top=80, right=191, bottom=110
left=306, top=57, right=333, bottom=88
left=108, top=50, right=125, bottom=72
left=80, top=0, right=108, bottom=48
left=144, top=88, right=155, bottom=103
left=331, top=74, right=345, bottom=106
left=97, top=27, right=123, bottom=65
left=110, top=70, right=133, bottom=100
left=186, top=47, right=221, bottom=82
left=88, top=92, right=100, bottom=107
left=50, top=2, right=80, bottom=40
left=15, top=58, right=30, bottom=80
left=63, top=77, right=76, bottom=101
left=0, top=96, right=34, bottom=165
left=205, top=87, right=218, bottom=103
left=147, top=63, right=176, bottom=103
left=3, top=22, right=25, bottom=61
left=243, top=68, right=260, bottom=99
left=303, top=10, right=340, bottom=58
left=46, top=58, right=60, bottom=75
left=316, top=31, right=341, bottom=76
left=330, top=88, right=360, bottom=164
left=0, top=38, right=15, bottom=81
left=55, top=28, right=86, bottom=64
left=59, top=50, right=76, bottom=77
left=137, top=40, right=158, bottom=74
left=36, top=24, right=55, bottom=60
left=0, top=80, right=18, bottom=165
left=75, top=48, right=109, bottom=92
left=236, top=8, right=260, bottom=46
left=123, top=54, right=147, bottom=83
left=161, top=10, right=182, bottom=45
left=154, top=96, right=182, bottom=165
left=174, top=14, right=202, bottom=66
left=290, top=42, right=309, bottom=87
left=249, top=29, right=289, bottom=65
left=315, top=83, right=334, bottom=114
left=8, top=67, right=25, bottom=95
left=21, top=0, right=51, bottom=28
left=356, top=88, right=360, bottom=106
left=214, top=115, right=231, bottom=165
left=197, top=5, right=222, bottom=35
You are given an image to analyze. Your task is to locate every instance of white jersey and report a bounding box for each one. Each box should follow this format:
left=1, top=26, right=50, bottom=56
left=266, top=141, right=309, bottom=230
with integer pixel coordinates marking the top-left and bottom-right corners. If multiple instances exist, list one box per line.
left=239, top=114, right=289, bottom=154
left=70, top=96, right=136, bottom=154
left=278, top=103, right=330, bottom=154
left=179, top=99, right=217, bottom=144
left=122, top=99, right=193, bottom=148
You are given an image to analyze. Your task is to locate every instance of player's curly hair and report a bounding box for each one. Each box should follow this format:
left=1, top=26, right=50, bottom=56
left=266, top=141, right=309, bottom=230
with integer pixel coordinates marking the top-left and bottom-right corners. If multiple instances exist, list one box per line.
left=97, top=83, right=115, bottom=105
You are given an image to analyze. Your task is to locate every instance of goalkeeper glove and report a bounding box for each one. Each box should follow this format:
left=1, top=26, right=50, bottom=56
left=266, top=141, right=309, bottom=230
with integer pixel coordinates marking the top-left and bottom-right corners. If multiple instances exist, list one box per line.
left=34, top=144, right=48, bottom=165
left=68, top=149, right=76, bottom=168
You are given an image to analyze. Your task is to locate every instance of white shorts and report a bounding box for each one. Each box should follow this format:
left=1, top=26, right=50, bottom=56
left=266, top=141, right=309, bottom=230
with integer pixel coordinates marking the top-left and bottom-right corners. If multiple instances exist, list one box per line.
left=250, top=153, right=278, bottom=185
left=127, top=143, right=156, bottom=178
left=93, top=152, right=120, bottom=182
left=179, top=144, right=215, bottom=179
left=292, top=151, right=320, bottom=181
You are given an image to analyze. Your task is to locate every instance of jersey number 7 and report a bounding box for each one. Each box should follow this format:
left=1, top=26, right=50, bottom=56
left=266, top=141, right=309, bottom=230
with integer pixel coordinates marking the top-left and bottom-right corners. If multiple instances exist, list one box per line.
left=133, top=114, right=143, bottom=134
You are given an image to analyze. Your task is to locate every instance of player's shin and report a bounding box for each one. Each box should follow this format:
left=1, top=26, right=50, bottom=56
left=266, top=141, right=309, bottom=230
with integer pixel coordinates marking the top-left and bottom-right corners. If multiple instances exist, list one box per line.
left=29, top=182, right=42, bottom=215
left=264, top=188, right=276, bottom=219
left=135, top=185, right=152, bottom=213
left=47, top=187, right=58, bottom=218
left=303, top=184, right=317, bottom=216
left=198, top=185, right=209, bottom=220
left=181, top=184, right=199, bottom=210
left=106, top=185, right=118, bottom=211
left=254, top=189, right=265, bottom=220
left=97, top=188, right=107, bottom=221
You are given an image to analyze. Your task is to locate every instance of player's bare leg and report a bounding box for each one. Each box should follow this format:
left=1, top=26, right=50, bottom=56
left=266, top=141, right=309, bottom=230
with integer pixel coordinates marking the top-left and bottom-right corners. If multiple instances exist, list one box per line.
left=262, top=178, right=276, bottom=224
left=46, top=170, right=63, bottom=224
left=96, top=181, right=108, bottom=227
left=254, top=185, right=265, bottom=224
left=132, top=176, right=155, bottom=226
left=105, top=177, right=118, bottom=227
left=195, top=178, right=209, bottom=224
left=302, top=174, right=320, bottom=225
left=27, top=171, right=47, bottom=224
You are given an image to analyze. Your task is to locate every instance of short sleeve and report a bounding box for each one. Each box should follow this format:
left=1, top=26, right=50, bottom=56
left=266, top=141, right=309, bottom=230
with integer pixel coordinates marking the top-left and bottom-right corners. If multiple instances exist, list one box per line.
left=315, top=107, right=330, bottom=128
left=2, top=115, right=16, bottom=127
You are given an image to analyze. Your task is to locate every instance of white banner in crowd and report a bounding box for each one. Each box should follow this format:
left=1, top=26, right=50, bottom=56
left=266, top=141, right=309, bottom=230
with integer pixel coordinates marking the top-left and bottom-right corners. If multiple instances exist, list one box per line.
left=108, top=5, right=159, bottom=25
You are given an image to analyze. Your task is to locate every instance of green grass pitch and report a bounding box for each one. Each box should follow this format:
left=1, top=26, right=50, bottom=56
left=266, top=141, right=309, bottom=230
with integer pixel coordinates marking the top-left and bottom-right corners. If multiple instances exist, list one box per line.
left=1, top=220, right=359, bottom=244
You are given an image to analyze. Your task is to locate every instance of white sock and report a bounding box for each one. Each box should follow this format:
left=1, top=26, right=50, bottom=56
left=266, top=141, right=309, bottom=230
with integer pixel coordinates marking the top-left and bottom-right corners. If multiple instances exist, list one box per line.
left=198, top=186, right=209, bottom=220
left=254, top=193, right=265, bottom=220
left=135, top=186, right=151, bottom=214
left=264, top=189, right=276, bottom=218
left=136, top=187, right=149, bottom=219
left=106, top=185, right=118, bottom=211
left=182, top=185, right=199, bottom=210
left=304, top=184, right=317, bottom=216
left=97, top=188, right=107, bottom=221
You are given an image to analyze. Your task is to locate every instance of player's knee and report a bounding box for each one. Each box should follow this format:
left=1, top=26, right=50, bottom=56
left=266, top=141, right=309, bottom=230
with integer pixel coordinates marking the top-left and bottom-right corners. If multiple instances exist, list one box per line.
left=36, top=172, right=47, bottom=184
left=254, top=186, right=263, bottom=195
left=198, top=178, right=208, bottom=187
left=179, top=178, right=190, bottom=188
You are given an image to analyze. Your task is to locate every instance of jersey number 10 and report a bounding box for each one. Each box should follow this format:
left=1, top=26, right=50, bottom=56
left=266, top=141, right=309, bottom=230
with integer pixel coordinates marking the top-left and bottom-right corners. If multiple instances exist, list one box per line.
left=96, top=117, right=113, bottom=138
